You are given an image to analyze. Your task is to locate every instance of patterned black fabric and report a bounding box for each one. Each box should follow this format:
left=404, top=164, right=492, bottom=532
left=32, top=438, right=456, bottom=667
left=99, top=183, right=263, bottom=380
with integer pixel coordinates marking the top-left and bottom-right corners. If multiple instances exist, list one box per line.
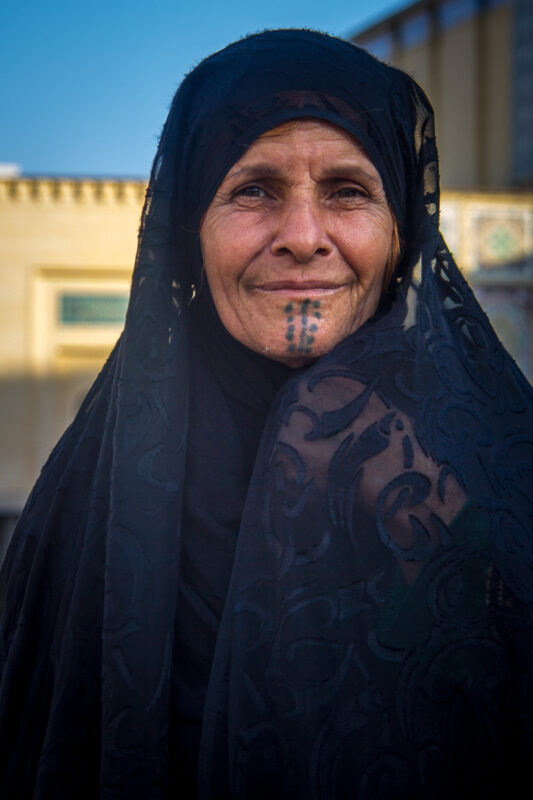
left=1, top=29, right=532, bottom=800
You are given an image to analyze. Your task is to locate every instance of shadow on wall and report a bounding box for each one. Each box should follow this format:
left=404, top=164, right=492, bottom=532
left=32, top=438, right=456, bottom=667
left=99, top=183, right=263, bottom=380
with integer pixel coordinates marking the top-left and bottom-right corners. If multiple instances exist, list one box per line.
left=469, top=256, right=533, bottom=381
left=0, top=517, right=17, bottom=566
left=0, top=370, right=98, bottom=565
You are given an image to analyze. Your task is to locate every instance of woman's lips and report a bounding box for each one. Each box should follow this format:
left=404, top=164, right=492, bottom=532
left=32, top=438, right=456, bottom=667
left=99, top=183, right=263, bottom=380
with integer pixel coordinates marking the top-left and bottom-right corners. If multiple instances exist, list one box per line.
left=253, top=281, right=344, bottom=295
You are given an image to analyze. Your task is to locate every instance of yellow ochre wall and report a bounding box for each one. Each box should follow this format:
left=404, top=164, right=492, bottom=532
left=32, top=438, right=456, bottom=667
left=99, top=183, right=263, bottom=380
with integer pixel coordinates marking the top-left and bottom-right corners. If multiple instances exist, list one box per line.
left=0, top=177, right=145, bottom=514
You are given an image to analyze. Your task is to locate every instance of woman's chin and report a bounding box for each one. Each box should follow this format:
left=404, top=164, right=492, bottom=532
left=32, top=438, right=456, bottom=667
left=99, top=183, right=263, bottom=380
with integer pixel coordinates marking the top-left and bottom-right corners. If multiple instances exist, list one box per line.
left=267, top=350, right=318, bottom=368
left=244, top=331, right=342, bottom=367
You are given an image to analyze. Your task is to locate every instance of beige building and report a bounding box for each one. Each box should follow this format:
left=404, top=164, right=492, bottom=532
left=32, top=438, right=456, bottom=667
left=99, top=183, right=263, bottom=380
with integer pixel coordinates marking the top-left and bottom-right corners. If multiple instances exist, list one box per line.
left=0, top=174, right=145, bottom=558
left=350, top=0, right=532, bottom=190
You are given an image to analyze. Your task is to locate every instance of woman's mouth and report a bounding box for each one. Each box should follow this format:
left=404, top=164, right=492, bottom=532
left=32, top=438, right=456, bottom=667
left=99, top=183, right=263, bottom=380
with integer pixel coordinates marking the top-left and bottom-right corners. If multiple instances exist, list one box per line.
left=253, top=281, right=343, bottom=295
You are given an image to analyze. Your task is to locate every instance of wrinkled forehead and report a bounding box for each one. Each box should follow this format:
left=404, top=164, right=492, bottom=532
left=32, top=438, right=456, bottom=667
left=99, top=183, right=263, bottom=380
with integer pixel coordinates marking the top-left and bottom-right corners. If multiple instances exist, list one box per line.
left=178, top=32, right=412, bottom=229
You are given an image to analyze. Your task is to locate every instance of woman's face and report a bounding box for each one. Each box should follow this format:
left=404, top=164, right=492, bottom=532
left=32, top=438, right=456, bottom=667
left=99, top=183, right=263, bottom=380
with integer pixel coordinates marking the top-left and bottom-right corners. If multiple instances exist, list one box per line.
left=200, top=119, right=394, bottom=366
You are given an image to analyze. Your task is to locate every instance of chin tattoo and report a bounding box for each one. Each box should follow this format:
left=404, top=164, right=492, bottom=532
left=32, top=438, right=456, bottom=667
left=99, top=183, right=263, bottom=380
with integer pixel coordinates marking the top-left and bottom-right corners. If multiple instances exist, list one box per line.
left=285, top=299, right=322, bottom=355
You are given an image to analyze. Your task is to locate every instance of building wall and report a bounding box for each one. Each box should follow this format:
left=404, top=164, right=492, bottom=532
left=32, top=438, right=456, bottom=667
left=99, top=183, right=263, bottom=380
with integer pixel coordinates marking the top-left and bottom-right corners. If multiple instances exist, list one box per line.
left=513, top=0, right=533, bottom=184
left=440, top=188, right=533, bottom=376
left=481, top=3, right=512, bottom=187
left=0, top=177, right=145, bottom=513
left=0, top=176, right=532, bottom=545
left=353, top=0, right=513, bottom=189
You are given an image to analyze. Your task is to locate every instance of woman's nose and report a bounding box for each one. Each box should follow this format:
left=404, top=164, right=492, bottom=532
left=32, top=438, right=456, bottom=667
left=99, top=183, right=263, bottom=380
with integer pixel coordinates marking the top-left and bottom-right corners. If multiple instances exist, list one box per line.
left=271, top=198, right=331, bottom=263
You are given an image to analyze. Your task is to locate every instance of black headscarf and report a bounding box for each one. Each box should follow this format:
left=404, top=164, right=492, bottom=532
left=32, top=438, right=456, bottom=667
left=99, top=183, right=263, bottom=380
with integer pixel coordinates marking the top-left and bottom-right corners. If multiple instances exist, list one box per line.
left=1, top=29, right=532, bottom=800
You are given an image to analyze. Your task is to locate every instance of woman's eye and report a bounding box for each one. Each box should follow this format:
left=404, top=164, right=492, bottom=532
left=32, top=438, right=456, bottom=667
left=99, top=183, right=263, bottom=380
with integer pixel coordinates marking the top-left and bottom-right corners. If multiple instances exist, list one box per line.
left=235, top=185, right=267, bottom=198
left=333, top=186, right=365, bottom=199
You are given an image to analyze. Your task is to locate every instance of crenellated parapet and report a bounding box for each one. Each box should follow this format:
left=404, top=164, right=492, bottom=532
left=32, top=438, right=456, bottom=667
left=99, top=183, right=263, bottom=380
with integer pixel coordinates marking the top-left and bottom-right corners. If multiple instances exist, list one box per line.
left=0, top=176, right=147, bottom=205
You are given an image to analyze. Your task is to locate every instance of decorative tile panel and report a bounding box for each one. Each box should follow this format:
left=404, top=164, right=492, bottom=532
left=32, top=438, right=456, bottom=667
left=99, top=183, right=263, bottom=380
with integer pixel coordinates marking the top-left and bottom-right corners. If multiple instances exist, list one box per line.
left=59, top=293, right=129, bottom=325
left=466, top=204, right=531, bottom=270
left=475, top=214, right=525, bottom=266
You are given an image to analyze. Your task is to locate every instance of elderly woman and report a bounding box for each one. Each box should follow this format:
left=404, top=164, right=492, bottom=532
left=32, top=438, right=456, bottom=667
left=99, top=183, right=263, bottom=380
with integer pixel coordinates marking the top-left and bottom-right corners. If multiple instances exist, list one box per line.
left=1, top=29, right=531, bottom=800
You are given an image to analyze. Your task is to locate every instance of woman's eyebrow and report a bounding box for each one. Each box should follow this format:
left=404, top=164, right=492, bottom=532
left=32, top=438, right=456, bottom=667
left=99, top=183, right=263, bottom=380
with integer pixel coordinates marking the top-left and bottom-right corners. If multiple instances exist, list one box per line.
left=321, top=164, right=381, bottom=186
left=225, top=162, right=381, bottom=186
left=226, top=163, right=283, bottom=180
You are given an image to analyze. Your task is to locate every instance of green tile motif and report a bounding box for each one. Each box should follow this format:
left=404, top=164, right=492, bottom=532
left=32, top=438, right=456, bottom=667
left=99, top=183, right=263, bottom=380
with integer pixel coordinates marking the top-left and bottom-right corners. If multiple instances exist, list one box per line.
left=59, top=294, right=128, bottom=325
left=485, top=226, right=517, bottom=260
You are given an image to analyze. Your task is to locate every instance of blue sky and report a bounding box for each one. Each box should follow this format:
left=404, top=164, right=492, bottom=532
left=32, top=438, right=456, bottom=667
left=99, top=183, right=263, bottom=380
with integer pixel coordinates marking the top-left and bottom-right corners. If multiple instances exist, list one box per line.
left=1, top=0, right=410, bottom=177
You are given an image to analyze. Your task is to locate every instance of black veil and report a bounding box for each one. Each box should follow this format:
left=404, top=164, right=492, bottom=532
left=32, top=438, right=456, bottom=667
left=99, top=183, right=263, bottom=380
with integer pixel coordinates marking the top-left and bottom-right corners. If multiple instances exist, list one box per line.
left=1, top=29, right=532, bottom=800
